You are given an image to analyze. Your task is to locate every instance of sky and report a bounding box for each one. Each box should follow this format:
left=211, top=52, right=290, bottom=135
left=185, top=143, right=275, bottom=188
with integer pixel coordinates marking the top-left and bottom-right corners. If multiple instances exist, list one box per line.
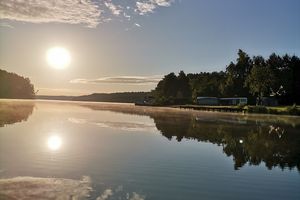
left=0, top=0, right=299, bottom=95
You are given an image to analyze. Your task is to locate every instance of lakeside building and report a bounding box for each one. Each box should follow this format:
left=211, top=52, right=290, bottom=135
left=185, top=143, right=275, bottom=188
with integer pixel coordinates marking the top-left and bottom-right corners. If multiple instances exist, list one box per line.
left=219, top=97, right=247, bottom=105
left=196, top=97, right=219, bottom=105
left=197, top=97, right=247, bottom=106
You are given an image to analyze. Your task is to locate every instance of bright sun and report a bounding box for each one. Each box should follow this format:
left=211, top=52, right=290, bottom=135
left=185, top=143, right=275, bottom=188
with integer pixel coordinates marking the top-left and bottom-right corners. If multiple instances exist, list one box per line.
left=47, top=47, right=71, bottom=69
left=47, top=135, right=62, bottom=151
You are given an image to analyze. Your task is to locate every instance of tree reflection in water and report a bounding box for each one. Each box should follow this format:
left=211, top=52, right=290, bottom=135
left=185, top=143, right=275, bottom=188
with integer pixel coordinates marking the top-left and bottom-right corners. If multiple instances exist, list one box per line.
left=82, top=104, right=300, bottom=171
left=0, top=101, right=34, bottom=127
left=153, top=114, right=300, bottom=171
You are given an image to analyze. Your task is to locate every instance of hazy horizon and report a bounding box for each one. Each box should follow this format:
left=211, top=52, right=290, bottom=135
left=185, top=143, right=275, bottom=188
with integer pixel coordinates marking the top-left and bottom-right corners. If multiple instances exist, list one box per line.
left=1, top=0, right=299, bottom=95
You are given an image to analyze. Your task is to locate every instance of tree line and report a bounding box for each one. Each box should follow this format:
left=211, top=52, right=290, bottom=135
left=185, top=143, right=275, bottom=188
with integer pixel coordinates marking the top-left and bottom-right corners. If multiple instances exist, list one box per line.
left=153, top=50, right=300, bottom=105
left=0, top=69, right=35, bottom=99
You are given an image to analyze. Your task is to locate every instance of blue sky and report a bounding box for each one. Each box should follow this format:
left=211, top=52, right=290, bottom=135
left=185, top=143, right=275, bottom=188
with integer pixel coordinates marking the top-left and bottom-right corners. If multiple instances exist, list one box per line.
left=0, top=0, right=299, bottom=95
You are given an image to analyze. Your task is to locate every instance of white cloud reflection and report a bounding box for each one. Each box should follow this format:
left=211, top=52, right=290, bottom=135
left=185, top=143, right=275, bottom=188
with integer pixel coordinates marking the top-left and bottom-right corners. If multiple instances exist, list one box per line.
left=68, top=117, right=157, bottom=132
left=96, top=186, right=146, bottom=200
left=96, top=189, right=113, bottom=200
left=0, top=176, right=92, bottom=199
left=129, top=192, right=146, bottom=200
left=0, top=176, right=146, bottom=200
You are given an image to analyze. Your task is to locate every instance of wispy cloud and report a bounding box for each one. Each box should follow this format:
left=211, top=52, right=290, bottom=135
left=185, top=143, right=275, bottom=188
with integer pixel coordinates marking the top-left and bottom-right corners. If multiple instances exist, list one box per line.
left=70, top=75, right=162, bottom=85
left=136, top=2, right=156, bottom=15
left=0, top=0, right=175, bottom=27
left=104, top=1, right=122, bottom=16
left=152, top=0, right=173, bottom=7
left=0, top=0, right=101, bottom=28
left=136, top=0, right=173, bottom=15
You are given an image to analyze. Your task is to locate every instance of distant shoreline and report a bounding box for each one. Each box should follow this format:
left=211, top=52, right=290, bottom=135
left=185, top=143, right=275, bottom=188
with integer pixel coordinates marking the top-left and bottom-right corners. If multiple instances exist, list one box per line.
left=1, top=98, right=300, bottom=117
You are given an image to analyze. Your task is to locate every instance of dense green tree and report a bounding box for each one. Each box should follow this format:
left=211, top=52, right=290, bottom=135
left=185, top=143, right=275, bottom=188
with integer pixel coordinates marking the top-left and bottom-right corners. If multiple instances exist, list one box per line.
left=264, top=54, right=300, bottom=104
left=222, top=50, right=252, bottom=97
left=188, top=72, right=225, bottom=102
left=245, top=56, right=274, bottom=104
left=154, top=71, right=192, bottom=105
left=289, top=56, right=300, bottom=104
left=0, top=69, right=35, bottom=99
left=177, top=71, right=192, bottom=101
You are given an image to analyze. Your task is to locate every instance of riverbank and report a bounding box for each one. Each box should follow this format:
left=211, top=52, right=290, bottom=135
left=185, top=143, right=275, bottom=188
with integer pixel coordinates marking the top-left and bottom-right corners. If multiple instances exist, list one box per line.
left=176, top=104, right=300, bottom=116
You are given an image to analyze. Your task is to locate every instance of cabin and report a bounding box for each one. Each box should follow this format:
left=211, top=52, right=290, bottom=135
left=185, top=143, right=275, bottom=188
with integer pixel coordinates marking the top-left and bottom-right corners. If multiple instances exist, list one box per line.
left=196, top=97, right=219, bottom=105
left=219, top=97, right=247, bottom=106
left=196, top=97, right=248, bottom=106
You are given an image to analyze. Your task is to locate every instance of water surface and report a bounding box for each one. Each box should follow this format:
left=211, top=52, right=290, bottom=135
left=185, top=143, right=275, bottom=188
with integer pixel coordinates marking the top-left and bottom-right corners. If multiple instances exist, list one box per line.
left=0, top=100, right=299, bottom=200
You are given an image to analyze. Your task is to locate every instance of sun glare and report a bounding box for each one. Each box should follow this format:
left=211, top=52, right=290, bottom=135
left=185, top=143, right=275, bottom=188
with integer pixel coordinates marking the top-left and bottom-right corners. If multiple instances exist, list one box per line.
left=47, top=47, right=71, bottom=69
left=47, top=135, right=62, bottom=151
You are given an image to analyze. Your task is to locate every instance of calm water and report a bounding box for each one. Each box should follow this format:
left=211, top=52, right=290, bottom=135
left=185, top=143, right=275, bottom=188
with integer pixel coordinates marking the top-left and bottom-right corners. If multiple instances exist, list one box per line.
left=0, top=100, right=300, bottom=200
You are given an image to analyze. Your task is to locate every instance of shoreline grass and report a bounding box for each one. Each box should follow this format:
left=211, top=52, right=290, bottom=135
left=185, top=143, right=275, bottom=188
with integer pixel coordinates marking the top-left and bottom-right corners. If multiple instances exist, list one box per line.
left=177, top=104, right=300, bottom=116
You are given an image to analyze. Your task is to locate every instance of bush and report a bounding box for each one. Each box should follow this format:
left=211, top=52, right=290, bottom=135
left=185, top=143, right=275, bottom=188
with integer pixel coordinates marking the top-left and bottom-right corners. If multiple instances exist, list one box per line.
left=285, top=104, right=300, bottom=115
left=247, top=106, right=268, bottom=113
left=268, top=108, right=279, bottom=115
left=237, top=104, right=246, bottom=109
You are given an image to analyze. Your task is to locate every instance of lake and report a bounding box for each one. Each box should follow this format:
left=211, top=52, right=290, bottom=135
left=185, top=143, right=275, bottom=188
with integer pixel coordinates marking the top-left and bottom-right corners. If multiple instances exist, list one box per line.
left=0, top=100, right=299, bottom=200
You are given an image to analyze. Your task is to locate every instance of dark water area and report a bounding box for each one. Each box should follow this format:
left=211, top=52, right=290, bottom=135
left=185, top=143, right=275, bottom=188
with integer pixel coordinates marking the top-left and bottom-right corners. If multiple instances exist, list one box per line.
left=0, top=100, right=299, bottom=200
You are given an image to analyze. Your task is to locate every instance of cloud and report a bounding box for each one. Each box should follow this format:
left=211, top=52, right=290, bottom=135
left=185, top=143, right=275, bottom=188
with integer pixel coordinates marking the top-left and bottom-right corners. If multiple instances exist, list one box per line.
left=136, top=2, right=156, bottom=15
left=152, top=0, right=172, bottom=7
left=124, top=12, right=131, bottom=20
left=0, top=0, right=175, bottom=27
left=104, top=1, right=122, bottom=16
left=136, top=0, right=173, bottom=15
left=70, top=75, right=162, bottom=85
left=0, top=0, right=101, bottom=28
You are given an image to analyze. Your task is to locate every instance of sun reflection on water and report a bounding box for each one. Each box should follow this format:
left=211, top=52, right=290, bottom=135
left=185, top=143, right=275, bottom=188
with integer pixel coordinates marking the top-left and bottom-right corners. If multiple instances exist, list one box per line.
left=47, top=135, right=62, bottom=151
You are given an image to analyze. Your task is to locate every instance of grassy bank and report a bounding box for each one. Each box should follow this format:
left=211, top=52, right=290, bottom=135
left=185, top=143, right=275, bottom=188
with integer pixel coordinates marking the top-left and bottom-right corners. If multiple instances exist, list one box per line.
left=177, top=104, right=300, bottom=116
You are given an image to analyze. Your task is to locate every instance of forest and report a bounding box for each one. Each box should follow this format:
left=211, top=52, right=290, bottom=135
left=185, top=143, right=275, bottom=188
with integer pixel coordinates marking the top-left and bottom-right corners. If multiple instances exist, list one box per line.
left=153, top=50, right=300, bottom=105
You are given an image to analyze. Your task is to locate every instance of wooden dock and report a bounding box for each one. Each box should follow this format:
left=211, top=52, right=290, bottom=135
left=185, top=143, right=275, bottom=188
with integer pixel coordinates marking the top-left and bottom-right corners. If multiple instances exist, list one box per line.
left=178, top=105, right=247, bottom=113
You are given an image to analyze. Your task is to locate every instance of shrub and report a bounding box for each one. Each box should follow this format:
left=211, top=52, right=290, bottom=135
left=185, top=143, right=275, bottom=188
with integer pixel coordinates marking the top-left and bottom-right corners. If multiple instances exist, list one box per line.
left=247, top=106, right=268, bottom=113
left=285, top=104, right=300, bottom=115
left=268, top=108, right=279, bottom=115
